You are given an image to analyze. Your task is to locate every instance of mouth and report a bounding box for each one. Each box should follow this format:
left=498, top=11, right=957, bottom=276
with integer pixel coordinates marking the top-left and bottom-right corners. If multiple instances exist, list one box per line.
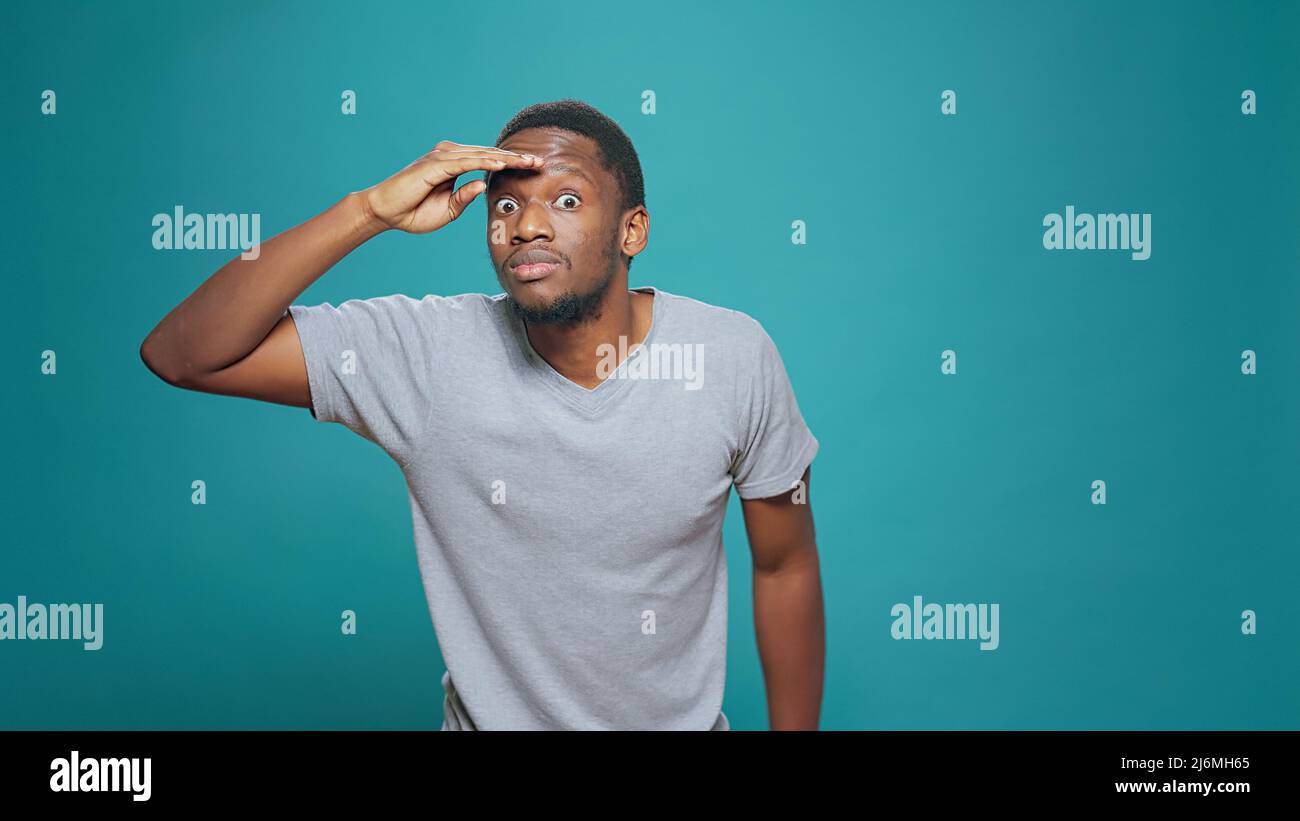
left=511, top=262, right=559, bottom=282
left=509, top=250, right=563, bottom=282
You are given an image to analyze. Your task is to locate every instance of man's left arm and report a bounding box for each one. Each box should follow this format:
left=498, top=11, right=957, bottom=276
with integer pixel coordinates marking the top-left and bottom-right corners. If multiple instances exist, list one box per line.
left=740, top=465, right=824, bottom=731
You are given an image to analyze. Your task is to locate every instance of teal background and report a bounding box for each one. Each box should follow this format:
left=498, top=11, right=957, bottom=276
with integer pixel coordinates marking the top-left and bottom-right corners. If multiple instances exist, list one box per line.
left=3, top=0, right=1297, bottom=729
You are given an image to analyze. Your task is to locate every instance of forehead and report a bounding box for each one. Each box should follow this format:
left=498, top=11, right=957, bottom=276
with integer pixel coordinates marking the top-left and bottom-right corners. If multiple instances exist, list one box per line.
left=491, top=127, right=609, bottom=189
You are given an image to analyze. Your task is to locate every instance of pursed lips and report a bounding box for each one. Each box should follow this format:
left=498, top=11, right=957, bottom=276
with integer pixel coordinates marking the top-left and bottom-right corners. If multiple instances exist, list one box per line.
left=509, top=249, right=563, bottom=281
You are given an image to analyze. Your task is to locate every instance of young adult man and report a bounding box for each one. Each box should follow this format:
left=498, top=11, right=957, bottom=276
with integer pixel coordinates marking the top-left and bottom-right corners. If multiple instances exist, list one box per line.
left=140, top=99, right=823, bottom=731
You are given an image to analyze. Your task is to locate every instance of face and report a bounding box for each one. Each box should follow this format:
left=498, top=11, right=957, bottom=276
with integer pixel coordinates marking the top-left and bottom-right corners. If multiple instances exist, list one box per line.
left=486, top=127, right=632, bottom=325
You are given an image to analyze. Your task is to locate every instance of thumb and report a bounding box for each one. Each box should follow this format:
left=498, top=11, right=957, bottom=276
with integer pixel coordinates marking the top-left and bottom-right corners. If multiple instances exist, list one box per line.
left=448, top=179, right=486, bottom=220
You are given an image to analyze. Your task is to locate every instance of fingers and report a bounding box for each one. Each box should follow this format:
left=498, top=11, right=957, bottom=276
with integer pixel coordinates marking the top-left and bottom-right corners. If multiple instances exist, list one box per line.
left=420, top=152, right=543, bottom=185
left=439, top=151, right=543, bottom=170
left=425, top=142, right=541, bottom=161
left=430, top=143, right=520, bottom=156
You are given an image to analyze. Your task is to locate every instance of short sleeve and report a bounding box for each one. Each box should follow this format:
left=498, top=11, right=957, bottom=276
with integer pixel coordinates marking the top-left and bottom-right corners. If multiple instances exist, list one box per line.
left=730, top=320, right=820, bottom=499
left=287, top=295, right=431, bottom=467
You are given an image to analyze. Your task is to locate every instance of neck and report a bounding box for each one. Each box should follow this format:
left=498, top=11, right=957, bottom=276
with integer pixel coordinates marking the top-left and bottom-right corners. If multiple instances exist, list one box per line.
left=525, top=282, right=652, bottom=390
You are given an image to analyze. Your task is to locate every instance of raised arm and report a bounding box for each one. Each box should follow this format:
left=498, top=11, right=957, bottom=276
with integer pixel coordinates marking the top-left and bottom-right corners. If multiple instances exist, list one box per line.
left=138, top=142, right=545, bottom=406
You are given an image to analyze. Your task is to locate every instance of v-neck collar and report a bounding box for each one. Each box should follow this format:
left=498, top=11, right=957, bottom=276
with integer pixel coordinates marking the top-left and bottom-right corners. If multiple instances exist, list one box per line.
left=504, top=286, right=664, bottom=416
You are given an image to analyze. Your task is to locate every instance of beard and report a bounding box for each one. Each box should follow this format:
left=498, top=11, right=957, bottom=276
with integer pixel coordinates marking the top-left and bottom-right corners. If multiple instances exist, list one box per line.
left=506, top=240, right=622, bottom=327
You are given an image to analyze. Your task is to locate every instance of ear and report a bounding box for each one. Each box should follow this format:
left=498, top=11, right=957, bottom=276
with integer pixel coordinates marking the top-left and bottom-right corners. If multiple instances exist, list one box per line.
left=621, top=206, right=649, bottom=260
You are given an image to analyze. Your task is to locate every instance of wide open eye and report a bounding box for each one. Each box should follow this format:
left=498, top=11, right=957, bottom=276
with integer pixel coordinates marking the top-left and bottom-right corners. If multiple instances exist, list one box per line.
left=494, top=192, right=581, bottom=216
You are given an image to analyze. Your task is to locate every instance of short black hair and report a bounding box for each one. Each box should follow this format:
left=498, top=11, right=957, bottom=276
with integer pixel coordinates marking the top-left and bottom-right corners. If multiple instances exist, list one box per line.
left=492, top=99, right=645, bottom=268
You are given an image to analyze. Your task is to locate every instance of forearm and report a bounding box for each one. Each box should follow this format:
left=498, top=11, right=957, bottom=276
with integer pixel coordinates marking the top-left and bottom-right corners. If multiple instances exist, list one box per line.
left=141, top=191, right=384, bottom=383
left=752, top=553, right=825, bottom=730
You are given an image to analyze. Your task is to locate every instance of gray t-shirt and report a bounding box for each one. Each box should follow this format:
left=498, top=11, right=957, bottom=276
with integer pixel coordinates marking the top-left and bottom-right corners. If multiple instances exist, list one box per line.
left=288, top=286, right=819, bottom=730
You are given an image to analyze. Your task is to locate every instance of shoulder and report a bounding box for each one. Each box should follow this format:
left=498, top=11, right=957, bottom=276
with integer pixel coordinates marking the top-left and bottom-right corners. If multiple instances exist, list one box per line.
left=653, top=288, right=775, bottom=358
left=366, top=291, right=501, bottom=320
left=292, top=291, right=501, bottom=330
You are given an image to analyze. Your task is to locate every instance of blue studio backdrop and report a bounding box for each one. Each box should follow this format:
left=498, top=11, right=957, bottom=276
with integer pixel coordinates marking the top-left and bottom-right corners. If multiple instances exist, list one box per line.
left=3, top=0, right=1297, bottom=729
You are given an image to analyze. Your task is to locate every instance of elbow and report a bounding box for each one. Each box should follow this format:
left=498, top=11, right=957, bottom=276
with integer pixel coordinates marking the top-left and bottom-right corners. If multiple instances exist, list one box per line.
left=139, top=334, right=187, bottom=387
left=753, top=540, right=821, bottom=577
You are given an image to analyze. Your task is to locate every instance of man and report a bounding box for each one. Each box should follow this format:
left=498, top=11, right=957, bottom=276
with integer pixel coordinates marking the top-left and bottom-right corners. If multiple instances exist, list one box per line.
left=140, top=99, right=823, bottom=730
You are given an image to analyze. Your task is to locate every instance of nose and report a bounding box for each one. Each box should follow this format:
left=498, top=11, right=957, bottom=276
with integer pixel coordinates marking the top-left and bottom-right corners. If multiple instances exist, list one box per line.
left=511, top=197, right=553, bottom=244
